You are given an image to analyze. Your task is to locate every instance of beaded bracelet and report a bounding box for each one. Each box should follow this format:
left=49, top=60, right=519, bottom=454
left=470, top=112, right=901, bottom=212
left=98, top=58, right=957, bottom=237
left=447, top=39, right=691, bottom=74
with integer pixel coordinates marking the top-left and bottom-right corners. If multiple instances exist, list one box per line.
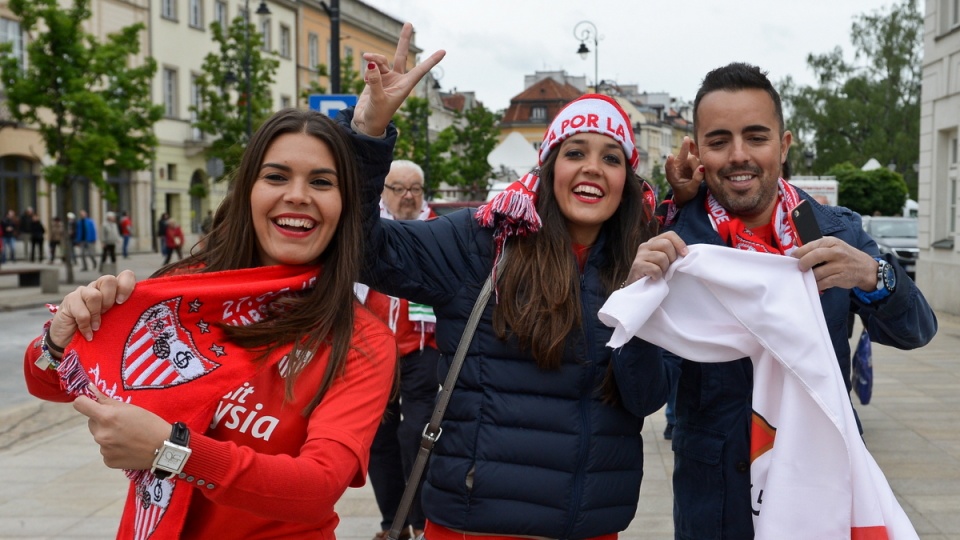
left=35, top=330, right=63, bottom=371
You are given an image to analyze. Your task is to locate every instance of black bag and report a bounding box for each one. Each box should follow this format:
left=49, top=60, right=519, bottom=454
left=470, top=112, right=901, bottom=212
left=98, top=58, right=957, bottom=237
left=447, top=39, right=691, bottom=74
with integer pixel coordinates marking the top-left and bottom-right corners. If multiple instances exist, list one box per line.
left=852, top=328, right=873, bottom=405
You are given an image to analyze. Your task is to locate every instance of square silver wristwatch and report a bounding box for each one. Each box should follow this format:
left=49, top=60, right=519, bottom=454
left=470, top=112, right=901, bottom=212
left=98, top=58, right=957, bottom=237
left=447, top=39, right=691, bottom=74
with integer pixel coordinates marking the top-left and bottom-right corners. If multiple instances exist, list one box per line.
left=152, top=421, right=191, bottom=479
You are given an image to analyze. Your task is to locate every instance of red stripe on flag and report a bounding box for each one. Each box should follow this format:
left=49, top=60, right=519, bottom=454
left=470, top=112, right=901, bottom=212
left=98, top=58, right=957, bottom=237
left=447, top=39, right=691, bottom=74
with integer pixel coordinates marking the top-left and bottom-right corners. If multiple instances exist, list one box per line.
left=851, top=525, right=889, bottom=540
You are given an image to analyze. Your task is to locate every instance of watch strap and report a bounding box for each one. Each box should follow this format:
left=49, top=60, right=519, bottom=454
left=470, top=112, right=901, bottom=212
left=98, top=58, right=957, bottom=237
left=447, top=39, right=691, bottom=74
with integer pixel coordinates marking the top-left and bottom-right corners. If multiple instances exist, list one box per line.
left=853, top=258, right=893, bottom=304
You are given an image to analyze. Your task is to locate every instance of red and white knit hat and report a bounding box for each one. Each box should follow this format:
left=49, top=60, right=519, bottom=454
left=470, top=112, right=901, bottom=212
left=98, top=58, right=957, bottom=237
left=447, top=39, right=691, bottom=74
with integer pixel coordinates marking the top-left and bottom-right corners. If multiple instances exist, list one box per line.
left=475, top=94, right=639, bottom=255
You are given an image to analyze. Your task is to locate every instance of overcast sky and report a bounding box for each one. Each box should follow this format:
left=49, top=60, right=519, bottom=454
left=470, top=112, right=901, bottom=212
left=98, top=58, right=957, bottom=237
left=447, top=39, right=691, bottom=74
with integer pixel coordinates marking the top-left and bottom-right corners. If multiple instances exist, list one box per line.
left=361, top=0, right=904, bottom=112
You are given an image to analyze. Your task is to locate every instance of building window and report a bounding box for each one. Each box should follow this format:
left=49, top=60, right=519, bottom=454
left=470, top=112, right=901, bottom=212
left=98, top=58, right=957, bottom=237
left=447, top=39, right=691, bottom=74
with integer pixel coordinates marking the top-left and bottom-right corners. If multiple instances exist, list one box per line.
left=260, top=18, right=270, bottom=52
left=279, top=25, right=290, bottom=58
left=530, top=106, right=546, bottom=121
left=952, top=0, right=960, bottom=27
left=280, top=95, right=291, bottom=109
left=167, top=163, right=177, bottom=182
left=344, top=45, right=354, bottom=61
left=308, top=33, right=319, bottom=70
left=190, top=74, right=203, bottom=140
left=951, top=179, right=957, bottom=234
left=162, top=0, right=177, bottom=21
left=0, top=18, right=24, bottom=70
left=952, top=136, right=958, bottom=164
left=189, top=0, right=203, bottom=29
left=214, top=1, right=228, bottom=29
left=163, top=68, right=178, bottom=118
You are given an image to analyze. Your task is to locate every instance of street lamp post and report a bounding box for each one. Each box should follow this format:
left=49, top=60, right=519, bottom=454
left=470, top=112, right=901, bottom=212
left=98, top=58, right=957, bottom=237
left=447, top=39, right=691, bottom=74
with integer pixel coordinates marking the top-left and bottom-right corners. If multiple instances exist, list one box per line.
left=319, top=0, right=340, bottom=94
left=573, top=21, right=599, bottom=92
left=244, top=0, right=271, bottom=139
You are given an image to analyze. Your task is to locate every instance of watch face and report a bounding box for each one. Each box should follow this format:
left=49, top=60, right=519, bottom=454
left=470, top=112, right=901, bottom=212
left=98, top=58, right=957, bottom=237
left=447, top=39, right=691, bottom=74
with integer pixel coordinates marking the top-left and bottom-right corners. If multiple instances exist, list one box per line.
left=883, top=262, right=897, bottom=290
left=156, top=444, right=191, bottom=473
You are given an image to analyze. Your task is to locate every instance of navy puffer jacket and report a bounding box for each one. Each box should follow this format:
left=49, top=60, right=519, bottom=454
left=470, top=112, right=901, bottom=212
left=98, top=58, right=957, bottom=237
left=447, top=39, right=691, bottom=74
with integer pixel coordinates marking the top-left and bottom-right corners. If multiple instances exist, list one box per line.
left=362, top=211, right=669, bottom=538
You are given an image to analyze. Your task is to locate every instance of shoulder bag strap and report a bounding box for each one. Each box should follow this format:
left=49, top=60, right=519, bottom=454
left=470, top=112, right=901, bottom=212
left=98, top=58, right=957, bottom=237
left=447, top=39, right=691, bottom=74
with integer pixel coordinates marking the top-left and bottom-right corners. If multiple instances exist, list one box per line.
left=387, top=249, right=506, bottom=540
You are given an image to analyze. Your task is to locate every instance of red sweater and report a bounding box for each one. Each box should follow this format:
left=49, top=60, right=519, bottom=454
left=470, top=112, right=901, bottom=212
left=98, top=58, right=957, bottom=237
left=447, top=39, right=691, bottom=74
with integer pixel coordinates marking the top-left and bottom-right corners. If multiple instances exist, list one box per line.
left=24, top=306, right=396, bottom=539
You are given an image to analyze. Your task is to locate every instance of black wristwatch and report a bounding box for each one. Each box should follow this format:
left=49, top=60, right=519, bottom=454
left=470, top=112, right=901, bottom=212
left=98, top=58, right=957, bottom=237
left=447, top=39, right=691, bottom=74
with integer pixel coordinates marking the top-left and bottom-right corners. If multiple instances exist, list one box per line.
left=152, top=422, right=191, bottom=479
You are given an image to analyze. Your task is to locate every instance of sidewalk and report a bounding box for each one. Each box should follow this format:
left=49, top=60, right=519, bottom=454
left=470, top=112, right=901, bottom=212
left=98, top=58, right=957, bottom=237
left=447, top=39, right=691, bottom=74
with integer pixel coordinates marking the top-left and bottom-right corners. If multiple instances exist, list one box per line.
left=0, top=253, right=958, bottom=539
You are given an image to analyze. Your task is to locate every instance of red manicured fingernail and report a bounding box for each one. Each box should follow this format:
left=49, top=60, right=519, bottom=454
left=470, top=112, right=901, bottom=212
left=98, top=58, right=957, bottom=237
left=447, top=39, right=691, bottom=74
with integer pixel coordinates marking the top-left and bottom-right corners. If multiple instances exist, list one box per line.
left=698, top=166, right=704, bottom=172
left=367, top=62, right=376, bottom=71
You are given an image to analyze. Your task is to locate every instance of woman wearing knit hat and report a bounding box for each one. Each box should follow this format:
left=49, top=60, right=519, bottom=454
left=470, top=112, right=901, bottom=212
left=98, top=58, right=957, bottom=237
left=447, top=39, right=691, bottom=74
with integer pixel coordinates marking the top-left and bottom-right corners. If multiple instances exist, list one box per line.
left=354, top=44, right=687, bottom=539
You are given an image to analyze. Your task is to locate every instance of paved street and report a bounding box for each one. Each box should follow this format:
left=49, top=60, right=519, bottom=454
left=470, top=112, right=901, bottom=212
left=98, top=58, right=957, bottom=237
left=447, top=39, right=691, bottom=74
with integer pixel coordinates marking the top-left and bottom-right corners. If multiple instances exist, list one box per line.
left=0, top=251, right=958, bottom=539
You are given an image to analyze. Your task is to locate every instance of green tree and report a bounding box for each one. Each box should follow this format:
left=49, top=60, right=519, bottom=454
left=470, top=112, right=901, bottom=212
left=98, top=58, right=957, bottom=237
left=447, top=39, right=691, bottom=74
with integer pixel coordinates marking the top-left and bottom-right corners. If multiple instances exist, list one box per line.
left=0, top=0, right=161, bottom=283
left=440, top=103, right=501, bottom=200
left=780, top=0, right=921, bottom=198
left=830, top=162, right=909, bottom=216
left=191, top=19, right=279, bottom=180
left=299, top=54, right=365, bottom=100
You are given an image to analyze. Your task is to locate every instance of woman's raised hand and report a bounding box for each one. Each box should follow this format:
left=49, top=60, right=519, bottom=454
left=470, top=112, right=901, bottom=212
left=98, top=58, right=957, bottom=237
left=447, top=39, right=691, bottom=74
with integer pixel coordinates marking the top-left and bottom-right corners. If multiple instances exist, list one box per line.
left=48, top=270, right=137, bottom=348
left=353, top=22, right=445, bottom=137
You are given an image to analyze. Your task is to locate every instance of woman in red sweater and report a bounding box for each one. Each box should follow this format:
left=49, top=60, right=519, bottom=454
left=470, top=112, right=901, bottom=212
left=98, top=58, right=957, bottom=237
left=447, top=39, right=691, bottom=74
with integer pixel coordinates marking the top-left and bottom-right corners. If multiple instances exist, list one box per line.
left=21, top=36, right=442, bottom=537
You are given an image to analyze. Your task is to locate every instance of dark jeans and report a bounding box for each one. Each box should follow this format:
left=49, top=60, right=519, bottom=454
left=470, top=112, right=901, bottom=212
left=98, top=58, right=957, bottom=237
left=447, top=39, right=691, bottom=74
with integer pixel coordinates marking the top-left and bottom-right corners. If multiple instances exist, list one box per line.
left=30, top=239, right=44, bottom=262
left=368, top=346, right=440, bottom=531
left=100, top=244, right=116, bottom=268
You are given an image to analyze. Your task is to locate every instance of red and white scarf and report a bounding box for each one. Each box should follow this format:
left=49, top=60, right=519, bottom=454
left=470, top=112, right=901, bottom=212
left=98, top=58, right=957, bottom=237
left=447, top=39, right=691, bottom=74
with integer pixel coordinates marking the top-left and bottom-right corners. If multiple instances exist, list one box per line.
left=706, top=178, right=803, bottom=255
left=54, top=265, right=320, bottom=539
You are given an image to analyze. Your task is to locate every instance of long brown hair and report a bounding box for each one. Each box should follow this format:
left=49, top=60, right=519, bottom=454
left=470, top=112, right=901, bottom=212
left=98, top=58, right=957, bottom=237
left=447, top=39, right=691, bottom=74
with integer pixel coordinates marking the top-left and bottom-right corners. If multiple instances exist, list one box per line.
left=493, top=148, right=658, bottom=371
left=154, top=109, right=365, bottom=413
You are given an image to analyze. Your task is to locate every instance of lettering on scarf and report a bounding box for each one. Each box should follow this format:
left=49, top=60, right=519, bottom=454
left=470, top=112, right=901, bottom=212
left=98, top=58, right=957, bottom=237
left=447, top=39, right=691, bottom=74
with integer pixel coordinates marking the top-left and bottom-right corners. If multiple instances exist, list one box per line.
left=86, top=362, right=133, bottom=403
left=210, top=382, right=280, bottom=441
left=707, top=196, right=730, bottom=224
left=220, top=276, right=317, bottom=327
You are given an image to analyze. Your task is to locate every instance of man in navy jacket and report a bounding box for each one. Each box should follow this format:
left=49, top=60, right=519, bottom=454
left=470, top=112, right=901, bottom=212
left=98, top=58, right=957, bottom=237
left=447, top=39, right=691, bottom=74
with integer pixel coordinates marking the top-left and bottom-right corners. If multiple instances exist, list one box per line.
left=662, top=62, right=937, bottom=539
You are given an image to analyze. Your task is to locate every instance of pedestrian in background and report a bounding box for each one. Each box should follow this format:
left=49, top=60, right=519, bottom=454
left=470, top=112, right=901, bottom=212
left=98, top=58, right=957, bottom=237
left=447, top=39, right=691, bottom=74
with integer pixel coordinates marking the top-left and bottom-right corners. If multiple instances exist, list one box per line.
left=23, top=105, right=403, bottom=539
left=157, top=212, right=169, bottom=259
left=354, top=35, right=682, bottom=536
left=100, top=211, right=120, bottom=272
left=28, top=214, right=45, bottom=262
left=65, top=212, right=77, bottom=264
left=659, top=61, right=937, bottom=539
left=18, top=206, right=33, bottom=260
left=48, top=216, right=63, bottom=264
left=362, top=159, right=439, bottom=540
left=73, top=210, right=98, bottom=271
left=119, top=211, right=132, bottom=258
left=2, top=209, right=18, bottom=263
left=162, top=217, right=184, bottom=264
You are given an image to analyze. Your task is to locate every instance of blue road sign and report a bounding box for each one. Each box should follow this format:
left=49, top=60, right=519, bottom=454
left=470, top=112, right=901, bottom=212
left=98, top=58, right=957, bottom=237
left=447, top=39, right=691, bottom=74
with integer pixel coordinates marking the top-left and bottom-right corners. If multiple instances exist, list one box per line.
left=308, top=94, right=359, bottom=118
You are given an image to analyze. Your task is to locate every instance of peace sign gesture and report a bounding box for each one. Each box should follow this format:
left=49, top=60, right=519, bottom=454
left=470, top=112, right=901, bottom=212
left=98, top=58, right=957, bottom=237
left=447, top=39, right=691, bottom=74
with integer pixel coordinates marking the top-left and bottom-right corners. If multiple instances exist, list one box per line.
left=353, top=23, right=446, bottom=137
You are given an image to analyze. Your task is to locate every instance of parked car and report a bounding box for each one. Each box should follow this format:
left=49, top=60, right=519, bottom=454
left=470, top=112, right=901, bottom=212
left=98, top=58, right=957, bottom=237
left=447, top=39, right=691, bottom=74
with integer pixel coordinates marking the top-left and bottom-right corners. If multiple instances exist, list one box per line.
left=861, top=216, right=918, bottom=279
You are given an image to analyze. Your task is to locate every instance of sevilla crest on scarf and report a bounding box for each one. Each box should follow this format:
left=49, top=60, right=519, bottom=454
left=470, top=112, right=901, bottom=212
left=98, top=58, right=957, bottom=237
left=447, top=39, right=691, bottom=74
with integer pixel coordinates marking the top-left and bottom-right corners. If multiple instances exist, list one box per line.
left=122, top=297, right=220, bottom=390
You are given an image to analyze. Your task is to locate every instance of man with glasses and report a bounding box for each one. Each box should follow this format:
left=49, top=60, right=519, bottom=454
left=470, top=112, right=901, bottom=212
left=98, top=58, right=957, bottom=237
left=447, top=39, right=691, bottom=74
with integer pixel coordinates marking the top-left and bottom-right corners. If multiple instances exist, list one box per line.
left=362, top=160, right=438, bottom=540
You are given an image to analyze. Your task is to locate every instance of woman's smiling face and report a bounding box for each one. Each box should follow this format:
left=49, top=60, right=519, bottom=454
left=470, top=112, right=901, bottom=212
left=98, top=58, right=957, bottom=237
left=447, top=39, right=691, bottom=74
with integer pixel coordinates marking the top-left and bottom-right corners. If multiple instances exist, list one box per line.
left=251, top=132, right=343, bottom=266
left=551, top=132, right=628, bottom=246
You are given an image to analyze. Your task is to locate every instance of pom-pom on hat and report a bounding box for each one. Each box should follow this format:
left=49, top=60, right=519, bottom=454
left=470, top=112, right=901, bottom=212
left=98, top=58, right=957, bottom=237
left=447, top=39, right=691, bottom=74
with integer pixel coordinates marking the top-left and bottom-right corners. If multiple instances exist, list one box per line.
left=475, top=94, right=639, bottom=269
